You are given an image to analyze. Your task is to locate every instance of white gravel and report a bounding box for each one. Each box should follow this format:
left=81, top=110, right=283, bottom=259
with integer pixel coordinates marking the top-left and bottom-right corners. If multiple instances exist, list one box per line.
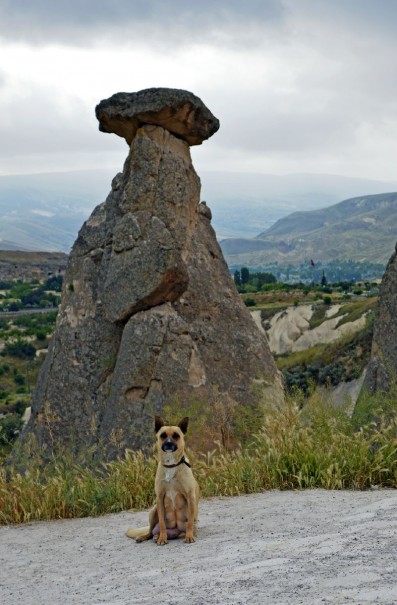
left=1, top=489, right=397, bottom=604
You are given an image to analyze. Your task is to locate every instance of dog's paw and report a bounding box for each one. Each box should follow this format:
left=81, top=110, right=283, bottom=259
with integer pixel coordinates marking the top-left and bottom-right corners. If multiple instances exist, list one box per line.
left=184, top=534, right=195, bottom=544
left=156, top=533, right=168, bottom=545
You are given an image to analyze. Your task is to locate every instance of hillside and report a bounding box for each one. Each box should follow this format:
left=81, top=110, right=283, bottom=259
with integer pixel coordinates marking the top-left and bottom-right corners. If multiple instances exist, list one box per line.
left=221, top=192, right=397, bottom=266
left=0, top=170, right=115, bottom=252
left=0, top=250, right=68, bottom=281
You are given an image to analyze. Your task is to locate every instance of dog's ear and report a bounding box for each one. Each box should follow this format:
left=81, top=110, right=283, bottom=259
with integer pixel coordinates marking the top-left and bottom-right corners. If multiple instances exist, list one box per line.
left=178, top=417, right=189, bottom=434
left=155, top=416, right=164, bottom=433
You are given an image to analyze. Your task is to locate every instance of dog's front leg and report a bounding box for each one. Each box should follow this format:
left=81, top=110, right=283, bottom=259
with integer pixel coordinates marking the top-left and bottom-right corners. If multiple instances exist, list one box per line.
left=185, top=491, right=196, bottom=543
left=156, top=493, right=168, bottom=545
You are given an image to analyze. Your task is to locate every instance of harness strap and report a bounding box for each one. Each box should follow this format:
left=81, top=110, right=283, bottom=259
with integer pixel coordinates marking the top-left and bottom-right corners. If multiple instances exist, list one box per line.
left=162, top=455, right=191, bottom=469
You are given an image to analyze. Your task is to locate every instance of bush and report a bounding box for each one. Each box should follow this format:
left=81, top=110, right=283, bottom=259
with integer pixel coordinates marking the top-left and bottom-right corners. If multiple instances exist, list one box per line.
left=0, top=414, right=23, bottom=445
left=13, top=373, right=25, bottom=386
left=13, top=400, right=27, bottom=416
left=244, top=298, right=256, bottom=307
left=44, top=275, right=63, bottom=292
left=2, top=340, right=36, bottom=360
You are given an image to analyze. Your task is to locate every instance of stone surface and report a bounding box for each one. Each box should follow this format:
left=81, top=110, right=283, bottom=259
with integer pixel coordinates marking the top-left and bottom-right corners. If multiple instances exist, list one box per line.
left=361, top=241, right=397, bottom=394
left=95, top=88, right=220, bottom=146
left=18, top=90, right=281, bottom=460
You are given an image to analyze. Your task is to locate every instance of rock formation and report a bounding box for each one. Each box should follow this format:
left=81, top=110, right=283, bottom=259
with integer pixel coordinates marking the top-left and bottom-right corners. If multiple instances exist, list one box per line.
left=20, top=88, right=282, bottom=460
left=361, top=241, right=397, bottom=394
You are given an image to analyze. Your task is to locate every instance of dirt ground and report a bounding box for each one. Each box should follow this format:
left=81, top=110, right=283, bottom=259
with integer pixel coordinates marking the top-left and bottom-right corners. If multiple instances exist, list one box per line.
left=1, top=489, right=397, bottom=605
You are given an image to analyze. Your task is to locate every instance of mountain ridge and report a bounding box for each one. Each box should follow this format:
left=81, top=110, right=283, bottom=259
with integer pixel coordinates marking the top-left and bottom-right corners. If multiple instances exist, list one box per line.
left=221, top=192, right=397, bottom=266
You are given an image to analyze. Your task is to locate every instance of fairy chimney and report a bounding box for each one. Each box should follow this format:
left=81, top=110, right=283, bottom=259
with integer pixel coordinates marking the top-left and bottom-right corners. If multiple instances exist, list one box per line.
left=19, top=88, right=282, bottom=459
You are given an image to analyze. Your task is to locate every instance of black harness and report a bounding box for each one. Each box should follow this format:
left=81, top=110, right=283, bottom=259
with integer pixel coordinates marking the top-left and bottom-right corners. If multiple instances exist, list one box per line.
left=162, top=455, right=192, bottom=469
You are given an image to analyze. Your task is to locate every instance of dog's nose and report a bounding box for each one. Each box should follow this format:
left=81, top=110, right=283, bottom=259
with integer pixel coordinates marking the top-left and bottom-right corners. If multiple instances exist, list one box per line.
left=162, top=438, right=177, bottom=452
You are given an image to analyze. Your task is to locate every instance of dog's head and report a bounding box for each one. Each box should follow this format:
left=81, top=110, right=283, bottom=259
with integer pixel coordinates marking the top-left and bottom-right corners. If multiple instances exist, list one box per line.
left=155, top=416, right=189, bottom=455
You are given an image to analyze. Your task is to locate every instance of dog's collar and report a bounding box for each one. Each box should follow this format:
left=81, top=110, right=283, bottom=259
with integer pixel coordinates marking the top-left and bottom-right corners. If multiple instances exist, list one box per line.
left=162, top=455, right=191, bottom=469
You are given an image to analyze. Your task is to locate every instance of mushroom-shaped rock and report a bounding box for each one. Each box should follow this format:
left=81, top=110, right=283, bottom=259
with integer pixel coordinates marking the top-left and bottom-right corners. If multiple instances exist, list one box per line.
left=95, top=87, right=220, bottom=146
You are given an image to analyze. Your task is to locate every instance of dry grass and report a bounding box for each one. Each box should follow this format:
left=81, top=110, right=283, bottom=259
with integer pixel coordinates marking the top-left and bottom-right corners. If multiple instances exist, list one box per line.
left=1, top=388, right=397, bottom=525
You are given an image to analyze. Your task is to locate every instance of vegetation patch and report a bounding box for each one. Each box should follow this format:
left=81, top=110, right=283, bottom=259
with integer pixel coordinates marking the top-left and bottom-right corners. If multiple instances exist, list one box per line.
left=2, top=389, right=397, bottom=525
left=353, top=373, right=397, bottom=429
left=276, top=312, right=374, bottom=395
left=334, top=298, right=377, bottom=328
left=308, top=304, right=328, bottom=330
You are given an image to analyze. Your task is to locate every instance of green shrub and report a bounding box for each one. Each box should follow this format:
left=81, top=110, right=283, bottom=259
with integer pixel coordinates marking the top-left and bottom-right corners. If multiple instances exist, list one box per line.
left=2, top=340, right=36, bottom=360
left=0, top=414, right=23, bottom=445
left=13, top=372, right=25, bottom=386
left=13, top=400, right=27, bottom=416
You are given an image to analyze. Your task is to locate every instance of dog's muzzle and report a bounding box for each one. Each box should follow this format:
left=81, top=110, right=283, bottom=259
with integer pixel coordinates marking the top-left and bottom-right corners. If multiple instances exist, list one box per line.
left=162, top=438, right=178, bottom=452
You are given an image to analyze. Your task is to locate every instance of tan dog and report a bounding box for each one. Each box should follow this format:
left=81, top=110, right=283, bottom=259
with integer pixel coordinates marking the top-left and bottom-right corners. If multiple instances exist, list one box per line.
left=126, top=416, right=199, bottom=545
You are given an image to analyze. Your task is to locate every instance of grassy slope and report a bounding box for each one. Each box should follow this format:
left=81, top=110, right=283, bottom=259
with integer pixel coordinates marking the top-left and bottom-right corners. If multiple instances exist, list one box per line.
left=224, top=192, right=397, bottom=265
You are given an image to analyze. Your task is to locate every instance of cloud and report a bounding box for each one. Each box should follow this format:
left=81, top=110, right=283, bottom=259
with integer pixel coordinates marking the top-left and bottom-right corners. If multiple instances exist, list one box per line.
left=0, top=0, right=285, bottom=47
left=0, top=1, right=396, bottom=181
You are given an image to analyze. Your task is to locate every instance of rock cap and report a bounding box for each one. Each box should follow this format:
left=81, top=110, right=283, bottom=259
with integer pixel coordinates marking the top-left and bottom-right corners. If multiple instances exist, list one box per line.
left=95, top=87, right=220, bottom=146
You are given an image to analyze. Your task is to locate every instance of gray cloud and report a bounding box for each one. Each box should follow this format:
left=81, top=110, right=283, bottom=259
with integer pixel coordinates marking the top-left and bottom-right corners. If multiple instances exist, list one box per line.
left=288, top=0, right=397, bottom=36
left=0, top=0, right=284, bottom=46
left=1, top=0, right=396, bottom=181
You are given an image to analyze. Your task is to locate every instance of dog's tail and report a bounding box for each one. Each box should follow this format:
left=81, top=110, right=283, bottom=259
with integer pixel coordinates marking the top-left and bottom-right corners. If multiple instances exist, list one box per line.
left=126, top=526, right=151, bottom=540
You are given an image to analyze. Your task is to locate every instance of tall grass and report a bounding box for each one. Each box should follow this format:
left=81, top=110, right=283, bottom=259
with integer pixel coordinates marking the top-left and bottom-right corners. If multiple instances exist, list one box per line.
left=1, top=391, right=397, bottom=525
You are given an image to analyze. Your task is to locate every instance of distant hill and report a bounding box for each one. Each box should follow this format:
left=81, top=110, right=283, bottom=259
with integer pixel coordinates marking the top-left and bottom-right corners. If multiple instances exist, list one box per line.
left=1, top=170, right=396, bottom=252
left=0, top=250, right=68, bottom=281
left=221, top=192, right=397, bottom=266
left=0, top=170, right=115, bottom=252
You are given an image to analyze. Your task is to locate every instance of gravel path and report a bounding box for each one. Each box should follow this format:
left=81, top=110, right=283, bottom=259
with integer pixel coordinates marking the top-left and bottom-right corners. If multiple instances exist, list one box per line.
left=1, top=489, right=397, bottom=604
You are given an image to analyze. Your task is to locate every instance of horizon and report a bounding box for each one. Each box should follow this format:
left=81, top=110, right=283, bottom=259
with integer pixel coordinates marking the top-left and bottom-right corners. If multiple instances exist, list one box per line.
left=1, top=167, right=397, bottom=188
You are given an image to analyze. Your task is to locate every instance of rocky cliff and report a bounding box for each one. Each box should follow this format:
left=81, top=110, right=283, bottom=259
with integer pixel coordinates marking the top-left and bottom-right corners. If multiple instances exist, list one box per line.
left=361, top=241, right=397, bottom=394
left=19, top=88, right=282, bottom=460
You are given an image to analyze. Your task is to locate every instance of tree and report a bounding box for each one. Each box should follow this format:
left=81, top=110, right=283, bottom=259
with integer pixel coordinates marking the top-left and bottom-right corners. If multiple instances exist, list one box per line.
left=233, top=270, right=241, bottom=287
left=321, top=271, right=328, bottom=287
left=241, top=267, right=250, bottom=285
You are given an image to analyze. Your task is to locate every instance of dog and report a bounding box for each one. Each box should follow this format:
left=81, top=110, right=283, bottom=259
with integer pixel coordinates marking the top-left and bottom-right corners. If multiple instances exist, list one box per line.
left=126, top=415, right=199, bottom=545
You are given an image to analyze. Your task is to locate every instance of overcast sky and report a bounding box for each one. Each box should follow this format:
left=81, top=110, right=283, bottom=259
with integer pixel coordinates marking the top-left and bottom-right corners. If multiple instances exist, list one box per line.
left=1, top=0, right=396, bottom=181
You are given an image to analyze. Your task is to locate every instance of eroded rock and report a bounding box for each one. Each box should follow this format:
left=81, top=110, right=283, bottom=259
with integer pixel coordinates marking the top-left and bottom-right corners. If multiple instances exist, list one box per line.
left=361, top=242, right=397, bottom=394
left=95, top=88, right=220, bottom=145
left=18, top=89, right=282, bottom=460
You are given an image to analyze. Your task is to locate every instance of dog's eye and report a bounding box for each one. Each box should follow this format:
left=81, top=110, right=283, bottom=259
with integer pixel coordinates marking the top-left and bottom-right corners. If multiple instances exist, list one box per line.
left=160, top=432, right=167, bottom=439
left=172, top=432, right=180, bottom=440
